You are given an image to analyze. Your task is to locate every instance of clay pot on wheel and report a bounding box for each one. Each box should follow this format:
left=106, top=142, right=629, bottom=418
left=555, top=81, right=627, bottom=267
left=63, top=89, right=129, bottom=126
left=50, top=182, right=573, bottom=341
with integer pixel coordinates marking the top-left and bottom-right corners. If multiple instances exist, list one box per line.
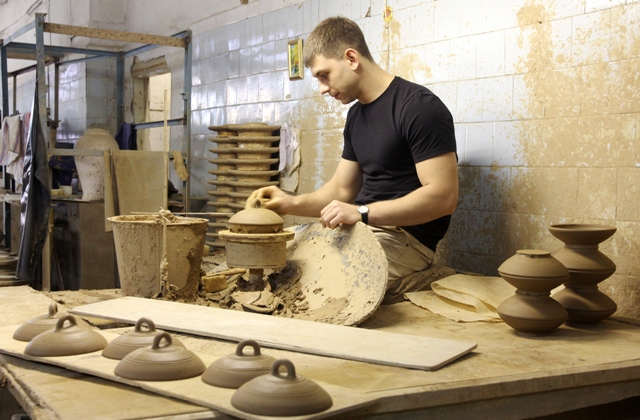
left=74, top=128, right=119, bottom=201
left=497, top=250, right=569, bottom=336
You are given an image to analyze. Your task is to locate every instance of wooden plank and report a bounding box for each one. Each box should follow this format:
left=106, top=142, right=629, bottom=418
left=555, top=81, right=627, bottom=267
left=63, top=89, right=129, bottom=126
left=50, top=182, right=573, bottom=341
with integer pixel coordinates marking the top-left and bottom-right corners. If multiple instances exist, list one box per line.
left=70, top=297, right=477, bottom=371
left=0, top=326, right=374, bottom=420
left=112, top=151, right=166, bottom=215
left=43, top=23, right=186, bottom=48
left=0, top=354, right=216, bottom=420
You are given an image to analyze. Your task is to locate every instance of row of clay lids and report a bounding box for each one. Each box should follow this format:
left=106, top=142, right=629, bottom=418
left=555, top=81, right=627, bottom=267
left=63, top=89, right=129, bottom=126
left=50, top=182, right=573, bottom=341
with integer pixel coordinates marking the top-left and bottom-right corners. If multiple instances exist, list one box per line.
left=12, top=304, right=332, bottom=416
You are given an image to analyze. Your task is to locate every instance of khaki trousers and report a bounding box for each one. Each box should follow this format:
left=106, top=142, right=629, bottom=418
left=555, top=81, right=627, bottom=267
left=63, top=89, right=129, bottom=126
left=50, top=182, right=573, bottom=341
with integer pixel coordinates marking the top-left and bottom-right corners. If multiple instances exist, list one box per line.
left=368, top=226, right=435, bottom=300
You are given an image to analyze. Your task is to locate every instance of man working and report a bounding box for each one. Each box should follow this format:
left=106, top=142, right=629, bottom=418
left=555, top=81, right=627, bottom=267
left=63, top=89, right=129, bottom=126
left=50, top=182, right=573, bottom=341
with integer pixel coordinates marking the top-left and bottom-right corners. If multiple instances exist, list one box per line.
left=249, top=16, right=458, bottom=302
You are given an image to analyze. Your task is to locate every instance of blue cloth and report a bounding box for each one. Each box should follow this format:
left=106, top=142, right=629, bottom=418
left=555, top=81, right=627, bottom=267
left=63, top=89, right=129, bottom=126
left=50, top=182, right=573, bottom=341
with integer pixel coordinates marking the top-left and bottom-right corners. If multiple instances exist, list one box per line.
left=115, top=122, right=137, bottom=150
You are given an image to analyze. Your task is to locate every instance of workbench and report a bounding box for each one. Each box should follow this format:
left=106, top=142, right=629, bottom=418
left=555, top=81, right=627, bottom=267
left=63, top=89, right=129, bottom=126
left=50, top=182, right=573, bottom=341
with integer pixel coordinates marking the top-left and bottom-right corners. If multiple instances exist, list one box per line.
left=1, top=285, right=640, bottom=419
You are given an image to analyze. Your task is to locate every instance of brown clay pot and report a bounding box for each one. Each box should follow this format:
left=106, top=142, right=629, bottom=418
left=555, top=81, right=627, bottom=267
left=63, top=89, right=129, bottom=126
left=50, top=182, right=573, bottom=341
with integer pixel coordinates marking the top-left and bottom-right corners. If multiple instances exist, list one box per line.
left=114, top=332, right=205, bottom=381
left=231, top=359, right=333, bottom=416
left=102, top=317, right=184, bottom=360
left=24, top=314, right=107, bottom=357
left=497, top=250, right=569, bottom=336
left=548, top=223, right=617, bottom=323
left=202, top=339, right=276, bottom=389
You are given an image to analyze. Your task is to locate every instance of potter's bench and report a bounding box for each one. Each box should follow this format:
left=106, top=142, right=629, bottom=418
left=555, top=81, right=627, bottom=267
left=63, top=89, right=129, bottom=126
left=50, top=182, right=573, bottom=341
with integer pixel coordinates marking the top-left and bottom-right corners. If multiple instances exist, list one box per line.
left=2, top=286, right=640, bottom=419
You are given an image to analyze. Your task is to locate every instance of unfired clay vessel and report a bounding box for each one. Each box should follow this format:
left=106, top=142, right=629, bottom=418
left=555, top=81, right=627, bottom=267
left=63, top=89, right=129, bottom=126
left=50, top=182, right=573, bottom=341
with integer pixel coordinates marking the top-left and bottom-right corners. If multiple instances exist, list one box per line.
left=114, top=332, right=205, bottom=381
left=75, top=128, right=119, bottom=201
left=202, top=339, right=275, bottom=389
left=497, top=250, right=570, bottom=336
left=24, top=314, right=107, bottom=357
left=548, top=224, right=617, bottom=323
left=13, top=303, right=89, bottom=342
left=231, top=358, right=333, bottom=416
left=102, top=317, right=184, bottom=360
left=219, top=199, right=294, bottom=290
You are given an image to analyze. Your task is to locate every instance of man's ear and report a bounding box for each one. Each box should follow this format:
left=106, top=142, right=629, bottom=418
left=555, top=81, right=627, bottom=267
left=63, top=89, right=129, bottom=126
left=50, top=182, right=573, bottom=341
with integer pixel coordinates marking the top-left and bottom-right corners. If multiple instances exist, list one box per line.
left=344, top=48, right=360, bottom=69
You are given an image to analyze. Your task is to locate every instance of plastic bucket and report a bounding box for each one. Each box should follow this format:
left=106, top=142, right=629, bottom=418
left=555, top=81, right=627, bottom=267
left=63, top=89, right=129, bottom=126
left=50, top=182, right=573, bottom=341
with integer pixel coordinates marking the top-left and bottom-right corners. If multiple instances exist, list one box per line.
left=108, top=215, right=208, bottom=298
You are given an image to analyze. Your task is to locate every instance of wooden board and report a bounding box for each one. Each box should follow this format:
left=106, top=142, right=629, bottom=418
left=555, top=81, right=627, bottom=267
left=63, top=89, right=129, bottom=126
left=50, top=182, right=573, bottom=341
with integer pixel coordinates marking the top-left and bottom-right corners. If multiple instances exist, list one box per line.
left=0, top=326, right=373, bottom=420
left=112, top=151, right=166, bottom=215
left=70, top=297, right=477, bottom=371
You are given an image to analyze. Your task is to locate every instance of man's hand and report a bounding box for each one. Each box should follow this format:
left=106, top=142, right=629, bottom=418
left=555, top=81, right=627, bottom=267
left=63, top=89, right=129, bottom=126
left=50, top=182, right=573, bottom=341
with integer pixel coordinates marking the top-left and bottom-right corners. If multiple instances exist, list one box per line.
left=248, top=186, right=292, bottom=214
left=320, top=200, right=361, bottom=229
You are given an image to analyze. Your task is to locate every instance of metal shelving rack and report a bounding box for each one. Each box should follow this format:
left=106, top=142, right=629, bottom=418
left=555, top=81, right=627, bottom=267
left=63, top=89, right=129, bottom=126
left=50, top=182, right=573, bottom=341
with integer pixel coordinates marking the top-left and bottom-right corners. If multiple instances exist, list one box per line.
left=0, top=13, right=193, bottom=290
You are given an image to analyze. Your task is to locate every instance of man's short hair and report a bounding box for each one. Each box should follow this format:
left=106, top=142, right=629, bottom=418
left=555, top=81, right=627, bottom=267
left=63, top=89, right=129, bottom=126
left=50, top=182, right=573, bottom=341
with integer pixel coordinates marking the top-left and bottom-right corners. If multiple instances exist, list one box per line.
left=303, top=16, right=374, bottom=67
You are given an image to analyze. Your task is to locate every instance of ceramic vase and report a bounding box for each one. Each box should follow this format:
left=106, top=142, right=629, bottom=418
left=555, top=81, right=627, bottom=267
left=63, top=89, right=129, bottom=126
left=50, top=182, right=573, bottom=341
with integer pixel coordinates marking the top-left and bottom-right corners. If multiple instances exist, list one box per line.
left=548, top=224, right=617, bottom=324
left=497, top=249, right=570, bottom=336
left=74, top=128, right=119, bottom=201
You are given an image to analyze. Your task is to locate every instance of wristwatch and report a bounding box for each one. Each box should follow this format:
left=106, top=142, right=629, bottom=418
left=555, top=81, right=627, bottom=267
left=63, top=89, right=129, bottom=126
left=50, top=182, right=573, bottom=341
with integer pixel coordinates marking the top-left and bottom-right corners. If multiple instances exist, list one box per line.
left=357, top=205, right=369, bottom=225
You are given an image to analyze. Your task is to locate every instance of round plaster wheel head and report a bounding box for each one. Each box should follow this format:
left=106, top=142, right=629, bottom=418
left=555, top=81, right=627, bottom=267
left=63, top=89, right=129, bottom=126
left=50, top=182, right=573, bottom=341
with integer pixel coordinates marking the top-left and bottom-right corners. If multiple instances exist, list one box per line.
left=279, top=222, right=388, bottom=326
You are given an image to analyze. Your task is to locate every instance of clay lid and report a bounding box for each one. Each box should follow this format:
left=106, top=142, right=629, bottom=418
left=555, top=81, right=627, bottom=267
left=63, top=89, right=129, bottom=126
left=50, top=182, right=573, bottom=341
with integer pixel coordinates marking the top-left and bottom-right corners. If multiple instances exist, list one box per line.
left=13, top=304, right=92, bottom=342
left=548, top=224, right=616, bottom=246
left=14, top=303, right=61, bottom=342
left=202, top=339, right=276, bottom=389
left=102, top=317, right=184, bottom=360
left=24, top=314, right=107, bottom=357
left=231, top=359, right=333, bottom=416
left=228, top=199, right=284, bottom=234
left=114, top=332, right=205, bottom=381
left=498, top=250, right=570, bottom=280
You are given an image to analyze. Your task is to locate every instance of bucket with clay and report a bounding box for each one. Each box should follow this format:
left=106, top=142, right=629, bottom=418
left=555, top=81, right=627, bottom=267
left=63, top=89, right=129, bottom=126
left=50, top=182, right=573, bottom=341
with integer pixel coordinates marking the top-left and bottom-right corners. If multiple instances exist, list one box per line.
left=108, top=214, right=208, bottom=298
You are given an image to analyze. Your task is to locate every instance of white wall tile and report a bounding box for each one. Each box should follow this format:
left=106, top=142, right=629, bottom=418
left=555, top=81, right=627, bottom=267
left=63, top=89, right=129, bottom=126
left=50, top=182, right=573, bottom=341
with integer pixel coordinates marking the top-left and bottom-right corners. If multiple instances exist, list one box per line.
left=505, top=26, right=532, bottom=75
left=571, top=10, right=611, bottom=65
left=239, top=47, right=252, bottom=77
left=430, top=81, right=457, bottom=118
left=424, top=40, right=451, bottom=83
left=512, top=74, right=543, bottom=119
left=262, top=41, right=276, bottom=72
left=547, top=0, right=585, bottom=19
left=494, top=121, right=525, bottom=166
left=466, top=122, right=494, bottom=166
left=483, top=76, right=513, bottom=121
left=458, top=0, right=488, bottom=36
left=456, top=79, right=483, bottom=122
left=476, top=31, right=506, bottom=78
left=454, top=123, right=467, bottom=163
left=449, top=36, right=476, bottom=81
left=228, top=50, right=241, bottom=79
left=434, top=0, right=459, bottom=42
left=586, top=0, right=624, bottom=13
left=395, top=3, right=434, bottom=49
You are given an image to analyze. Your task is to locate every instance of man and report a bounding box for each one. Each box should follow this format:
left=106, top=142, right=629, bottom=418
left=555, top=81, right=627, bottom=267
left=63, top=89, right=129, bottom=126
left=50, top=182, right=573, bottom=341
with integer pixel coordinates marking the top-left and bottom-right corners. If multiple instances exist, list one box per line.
left=249, top=16, right=458, bottom=301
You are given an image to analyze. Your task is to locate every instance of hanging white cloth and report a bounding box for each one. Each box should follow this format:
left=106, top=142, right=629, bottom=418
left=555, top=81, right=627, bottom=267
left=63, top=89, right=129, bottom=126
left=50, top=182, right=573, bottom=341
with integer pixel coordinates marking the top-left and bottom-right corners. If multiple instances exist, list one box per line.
left=278, top=122, right=300, bottom=193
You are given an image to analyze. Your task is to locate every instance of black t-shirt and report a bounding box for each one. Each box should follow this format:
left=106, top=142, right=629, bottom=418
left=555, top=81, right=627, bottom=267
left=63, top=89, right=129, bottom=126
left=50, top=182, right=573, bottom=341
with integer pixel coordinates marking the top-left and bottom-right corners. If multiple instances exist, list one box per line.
left=342, top=76, right=457, bottom=251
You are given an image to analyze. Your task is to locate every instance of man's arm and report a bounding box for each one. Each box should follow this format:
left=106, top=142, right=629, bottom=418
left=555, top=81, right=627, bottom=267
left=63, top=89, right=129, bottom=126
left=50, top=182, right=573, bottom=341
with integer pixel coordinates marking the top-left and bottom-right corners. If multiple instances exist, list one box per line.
left=320, top=152, right=458, bottom=228
left=249, top=158, right=363, bottom=217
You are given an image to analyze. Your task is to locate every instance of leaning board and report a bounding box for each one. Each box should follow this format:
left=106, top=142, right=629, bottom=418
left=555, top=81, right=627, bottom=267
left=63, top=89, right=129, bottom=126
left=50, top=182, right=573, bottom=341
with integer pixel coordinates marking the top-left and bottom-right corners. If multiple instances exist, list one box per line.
left=70, top=297, right=477, bottom=370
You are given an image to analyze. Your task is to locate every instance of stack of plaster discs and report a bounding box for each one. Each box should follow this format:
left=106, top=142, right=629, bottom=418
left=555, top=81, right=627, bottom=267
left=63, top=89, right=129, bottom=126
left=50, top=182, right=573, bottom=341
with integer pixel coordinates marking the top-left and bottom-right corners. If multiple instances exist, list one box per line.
left=207, top=123, right=281, bottom=249
left=0, top=249, right=23, bottom=287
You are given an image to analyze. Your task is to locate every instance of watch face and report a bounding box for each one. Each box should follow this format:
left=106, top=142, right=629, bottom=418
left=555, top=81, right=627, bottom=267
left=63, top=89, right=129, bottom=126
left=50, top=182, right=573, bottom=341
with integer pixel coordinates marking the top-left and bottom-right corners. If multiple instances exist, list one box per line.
left=358, top=205, right=368, bottom=214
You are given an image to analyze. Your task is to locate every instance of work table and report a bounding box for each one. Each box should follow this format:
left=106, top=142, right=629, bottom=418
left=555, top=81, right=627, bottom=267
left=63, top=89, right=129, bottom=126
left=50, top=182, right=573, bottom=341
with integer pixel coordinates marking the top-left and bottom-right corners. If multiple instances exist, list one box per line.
left=1, top=285, right=640, bottom=419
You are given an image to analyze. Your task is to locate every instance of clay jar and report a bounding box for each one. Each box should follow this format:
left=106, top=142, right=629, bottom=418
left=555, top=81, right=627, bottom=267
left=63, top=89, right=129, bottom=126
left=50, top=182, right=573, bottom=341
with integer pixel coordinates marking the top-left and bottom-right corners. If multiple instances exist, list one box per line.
left=74, top=128, right=119, bottom=201
left=497, top=250, right=570, bottom=336
left=548, top=224, right=617, bottom=323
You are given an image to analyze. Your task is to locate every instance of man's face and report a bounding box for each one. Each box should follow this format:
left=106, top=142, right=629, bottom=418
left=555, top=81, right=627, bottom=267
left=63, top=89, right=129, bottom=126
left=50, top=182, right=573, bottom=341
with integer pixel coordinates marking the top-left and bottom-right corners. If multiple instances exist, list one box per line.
left=310, top=55, right=359, bottom=104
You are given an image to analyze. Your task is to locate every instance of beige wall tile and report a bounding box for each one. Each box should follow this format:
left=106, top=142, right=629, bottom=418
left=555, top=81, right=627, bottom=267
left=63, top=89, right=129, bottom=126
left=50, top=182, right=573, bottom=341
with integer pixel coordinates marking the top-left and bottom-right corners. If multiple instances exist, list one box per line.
left=618, top=168, right=640, bottom=222
left=510, top=167, right=579, bottom=217
left=577, top=168, right=617, bottom=220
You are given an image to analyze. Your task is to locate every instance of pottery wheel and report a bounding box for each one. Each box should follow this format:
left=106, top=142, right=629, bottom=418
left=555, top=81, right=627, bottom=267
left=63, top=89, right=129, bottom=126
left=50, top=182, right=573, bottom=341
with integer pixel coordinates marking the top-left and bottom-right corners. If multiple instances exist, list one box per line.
left=272, top=222, right=387, bottom=326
